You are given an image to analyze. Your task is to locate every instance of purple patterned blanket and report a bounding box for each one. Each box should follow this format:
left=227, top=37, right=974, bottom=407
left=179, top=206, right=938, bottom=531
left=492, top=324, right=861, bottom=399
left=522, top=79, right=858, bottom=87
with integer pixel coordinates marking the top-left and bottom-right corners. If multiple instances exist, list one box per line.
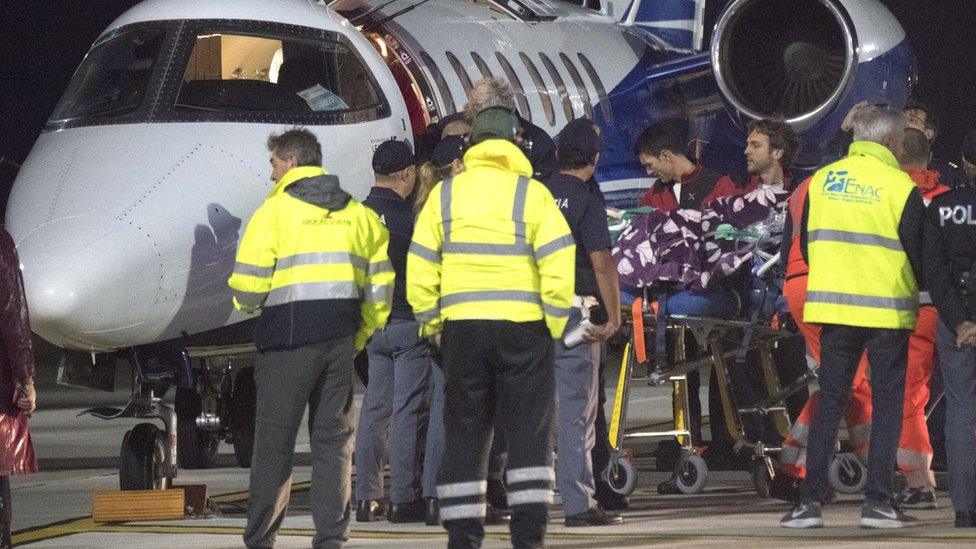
left=613, top=187, right=788, bottom=291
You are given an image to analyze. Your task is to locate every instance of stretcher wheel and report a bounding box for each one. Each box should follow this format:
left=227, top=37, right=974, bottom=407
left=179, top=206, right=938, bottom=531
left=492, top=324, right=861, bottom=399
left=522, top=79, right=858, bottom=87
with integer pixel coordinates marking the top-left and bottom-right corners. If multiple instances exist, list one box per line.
left=605, top=456, right=637, bottom=496
left=674, top=454, right=707, bottom=494
left=829, top=453, right=867, bottom=494
left=751, top=459, right=773, bottom=498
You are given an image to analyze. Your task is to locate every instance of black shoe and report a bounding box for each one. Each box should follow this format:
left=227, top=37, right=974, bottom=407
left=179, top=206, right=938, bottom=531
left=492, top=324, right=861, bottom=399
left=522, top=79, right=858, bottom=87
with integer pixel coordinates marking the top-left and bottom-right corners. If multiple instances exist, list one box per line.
left=389, top=500, right=426, bottom=523
left=955, top=511, right=976, bottom=527
left=564, top=505, right=624, bottom=527
left=485, top=503, right=512, bottom=525
left=860, top=501, right=919, bottom=529
left=769, top=473, right=800, bottom=503
left=780, top=501, right=823, bottom=529
left=896, top=488, right=938, bottom=510
left=657, top=476, right=681, bottom=495
left=595, top=480, right=630, bottom=511
left=356, top=499, right=385, bottom=522
left=425, top=497, right=439, bottom=526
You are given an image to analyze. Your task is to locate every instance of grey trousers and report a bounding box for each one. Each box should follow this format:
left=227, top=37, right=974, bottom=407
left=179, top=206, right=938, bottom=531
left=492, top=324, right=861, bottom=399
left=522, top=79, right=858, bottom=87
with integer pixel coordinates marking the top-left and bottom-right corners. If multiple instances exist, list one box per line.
left=553, top=307, right=600, bottom=515
left=936, top=320, right=976, bottom=512
left=423, top=360, right=445, bottom=498
left=355, top=319, right=432, bottom=504
left=244, top=336, right=355, bottom=549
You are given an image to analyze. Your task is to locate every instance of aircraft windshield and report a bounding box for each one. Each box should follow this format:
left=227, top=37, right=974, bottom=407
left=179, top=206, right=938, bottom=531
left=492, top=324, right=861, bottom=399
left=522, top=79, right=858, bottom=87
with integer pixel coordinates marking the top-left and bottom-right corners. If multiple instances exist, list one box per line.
left=176, top=31, right=381, bottom=114
left=51, top=28, right=166, bottom=122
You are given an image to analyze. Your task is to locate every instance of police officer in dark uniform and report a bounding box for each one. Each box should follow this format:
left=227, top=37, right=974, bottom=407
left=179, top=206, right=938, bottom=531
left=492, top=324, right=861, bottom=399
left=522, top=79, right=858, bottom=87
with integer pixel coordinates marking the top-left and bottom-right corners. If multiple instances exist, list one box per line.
left=355, top=139, right=434, bottom=523
left=543, top=119, right=623, bottom=526
left=923, top=185, right=976, bottom=527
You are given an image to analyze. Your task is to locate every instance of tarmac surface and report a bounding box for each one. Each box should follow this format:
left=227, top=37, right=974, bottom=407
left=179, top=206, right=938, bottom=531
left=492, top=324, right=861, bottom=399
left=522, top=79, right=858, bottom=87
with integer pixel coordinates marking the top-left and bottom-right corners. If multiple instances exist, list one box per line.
left=12, top=366, right=975, bottom=548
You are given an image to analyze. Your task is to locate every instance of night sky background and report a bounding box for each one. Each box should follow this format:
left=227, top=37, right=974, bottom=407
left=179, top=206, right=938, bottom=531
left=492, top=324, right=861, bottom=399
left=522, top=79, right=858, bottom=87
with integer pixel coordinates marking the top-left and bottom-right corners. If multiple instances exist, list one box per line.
left=2, top=0, right=975, bottom=209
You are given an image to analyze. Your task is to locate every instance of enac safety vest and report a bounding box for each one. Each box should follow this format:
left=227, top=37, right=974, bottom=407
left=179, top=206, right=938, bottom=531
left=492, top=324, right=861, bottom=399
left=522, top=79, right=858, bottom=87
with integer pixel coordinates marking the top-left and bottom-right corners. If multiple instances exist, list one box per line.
left=407, top=139, right=576, bottom=339
left=228, top=166, right=393, bottom=351
left=804, top=141, right=918, bottom=329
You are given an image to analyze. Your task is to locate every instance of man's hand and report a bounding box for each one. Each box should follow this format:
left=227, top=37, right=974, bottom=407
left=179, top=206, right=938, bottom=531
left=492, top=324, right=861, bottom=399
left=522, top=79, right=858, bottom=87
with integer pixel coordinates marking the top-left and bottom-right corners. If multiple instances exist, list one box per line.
left=840, top=100, right=869, bottom=132
left=583, top=320, right=620, bottom=342
left=956, top=320, right=976, bottom=347
left=15, top=381, right=35, bottom=415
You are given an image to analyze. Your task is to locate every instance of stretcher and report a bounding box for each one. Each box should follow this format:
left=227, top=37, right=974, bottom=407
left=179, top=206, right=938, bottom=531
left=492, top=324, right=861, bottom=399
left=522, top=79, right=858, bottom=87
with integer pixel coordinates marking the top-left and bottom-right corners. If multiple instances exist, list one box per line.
left=604, top=228, right=815, bottom=496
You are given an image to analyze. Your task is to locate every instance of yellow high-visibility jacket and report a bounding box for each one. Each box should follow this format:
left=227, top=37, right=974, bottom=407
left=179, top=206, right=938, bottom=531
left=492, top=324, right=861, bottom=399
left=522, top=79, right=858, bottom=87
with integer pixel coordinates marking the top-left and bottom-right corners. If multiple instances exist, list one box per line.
left=228, top=166, right=393, bottom=351
left=407, top=139, right=576, bottom=339
left=805, top=141, right=919, bottom=329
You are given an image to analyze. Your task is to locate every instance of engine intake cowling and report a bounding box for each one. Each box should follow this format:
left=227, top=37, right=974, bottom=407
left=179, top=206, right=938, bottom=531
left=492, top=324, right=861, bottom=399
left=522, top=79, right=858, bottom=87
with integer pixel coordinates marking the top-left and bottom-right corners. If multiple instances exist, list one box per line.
left=711, top=0, right=858, bottom=130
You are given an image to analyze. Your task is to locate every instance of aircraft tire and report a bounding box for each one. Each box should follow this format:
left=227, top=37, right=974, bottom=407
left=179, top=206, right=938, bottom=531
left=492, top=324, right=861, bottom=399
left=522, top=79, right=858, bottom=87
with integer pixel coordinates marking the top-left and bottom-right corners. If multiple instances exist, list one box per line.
left=231, top=367, right=256, bottom=468
left=120, top=422, right=169, bottom=490
left=175, top=387, right=219, bottom=469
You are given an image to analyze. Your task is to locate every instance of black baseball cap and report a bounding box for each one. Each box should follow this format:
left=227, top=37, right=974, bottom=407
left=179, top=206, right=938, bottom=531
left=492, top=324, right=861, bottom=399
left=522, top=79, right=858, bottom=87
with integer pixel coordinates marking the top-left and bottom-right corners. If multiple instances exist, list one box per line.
left=557, top=119, right=602, bottom=161
left=962, top=129, right=976, bottom=163
left=432, top=135, right=466, bottom=167
left=372, top=139, right=414, bottom=175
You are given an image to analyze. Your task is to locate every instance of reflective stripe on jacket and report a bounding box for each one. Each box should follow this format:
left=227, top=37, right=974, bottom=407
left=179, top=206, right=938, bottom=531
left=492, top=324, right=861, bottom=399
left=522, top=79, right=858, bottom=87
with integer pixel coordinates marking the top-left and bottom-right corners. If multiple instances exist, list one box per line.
left=228, top=166, right=393, bottom=351
left=407, top=139, right=575, bottom=339
left=804, top=141, right=918, bottom=329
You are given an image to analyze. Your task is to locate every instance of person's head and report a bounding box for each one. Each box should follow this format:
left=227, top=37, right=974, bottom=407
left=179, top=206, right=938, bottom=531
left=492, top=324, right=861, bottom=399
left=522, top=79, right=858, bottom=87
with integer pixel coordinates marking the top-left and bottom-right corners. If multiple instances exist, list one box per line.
left=898, top=128, right=932, bottom=170
left=634, top=120, right=689, bottom=182
left=962, top=129, right=976, bottom=182
left=904, top=101, right=939, bottom=142
left=372, top=139, right=416, bottom=198
left=464, top=77, right=517, bottom=121
left=852, top=105, right=909, bottom=158
left=744, top=118, right=798, bottom=175
left=442, top=119, right=472, bottom=140
left=266, top=128, right=322, bottom=182
left=470, top=106, right=520, bottom=145
left=556, top=118, right=602, bottom=177
left=416, top=135, right=466, bottom=214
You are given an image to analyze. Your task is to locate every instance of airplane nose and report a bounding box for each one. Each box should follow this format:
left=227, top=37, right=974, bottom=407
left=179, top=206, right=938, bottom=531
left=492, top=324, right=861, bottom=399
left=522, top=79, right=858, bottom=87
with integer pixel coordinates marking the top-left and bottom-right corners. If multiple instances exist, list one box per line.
left=16, top=217, right=160, bottom=350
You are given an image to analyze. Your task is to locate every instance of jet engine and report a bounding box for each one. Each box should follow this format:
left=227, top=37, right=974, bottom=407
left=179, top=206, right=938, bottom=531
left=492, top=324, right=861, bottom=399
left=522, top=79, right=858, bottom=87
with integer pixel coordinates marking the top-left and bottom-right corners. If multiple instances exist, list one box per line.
left=710, top=0, right=914, bottom=135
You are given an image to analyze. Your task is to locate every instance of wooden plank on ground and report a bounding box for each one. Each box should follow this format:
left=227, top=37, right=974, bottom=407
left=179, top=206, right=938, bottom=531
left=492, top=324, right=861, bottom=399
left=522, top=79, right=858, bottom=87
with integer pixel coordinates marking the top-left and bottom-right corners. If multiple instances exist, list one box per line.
left=92, top=489, right=185, bottom=522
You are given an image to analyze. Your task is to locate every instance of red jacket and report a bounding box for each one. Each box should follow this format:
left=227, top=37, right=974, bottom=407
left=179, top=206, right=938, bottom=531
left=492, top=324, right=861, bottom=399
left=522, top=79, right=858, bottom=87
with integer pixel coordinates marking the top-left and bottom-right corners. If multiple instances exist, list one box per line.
left=639, top=164, right=739, bottom=211
left=906, top=168, right=949, bottom=204
left=0, top=229, right=34, bottom=415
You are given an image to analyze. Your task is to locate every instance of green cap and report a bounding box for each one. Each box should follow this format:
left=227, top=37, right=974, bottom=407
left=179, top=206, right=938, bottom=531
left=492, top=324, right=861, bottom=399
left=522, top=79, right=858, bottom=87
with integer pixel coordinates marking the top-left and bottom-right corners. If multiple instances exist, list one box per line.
left=471, top=106, right=519, bottom=144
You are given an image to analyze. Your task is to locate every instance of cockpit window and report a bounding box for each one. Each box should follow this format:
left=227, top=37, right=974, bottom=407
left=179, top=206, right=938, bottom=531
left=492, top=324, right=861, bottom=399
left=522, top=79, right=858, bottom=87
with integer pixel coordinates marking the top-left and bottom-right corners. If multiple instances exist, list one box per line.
left=50, top=28, right=166, bottom=122
left=46, top=20, right=389, bottom=131
left=176, top=31, right=381, bottom=115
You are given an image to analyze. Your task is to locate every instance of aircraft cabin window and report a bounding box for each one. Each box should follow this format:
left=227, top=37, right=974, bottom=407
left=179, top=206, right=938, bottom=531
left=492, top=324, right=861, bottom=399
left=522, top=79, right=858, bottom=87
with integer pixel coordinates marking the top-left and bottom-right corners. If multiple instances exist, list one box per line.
left=471, top=52, right=494, bottom=79
left=176, top=31, right=381, bottom=117
left=577, top=53, right=612, bottom=123
left=419, top=51, right=456, bottom=115
left=50, top=27, right=167, bottom=122
left=559, top=53, right=594, bottom=120
left=538, top=53, right=575, bottom=122
left=494, top=52, right=532, bottom=123
left=519, top=52, right=556, bottom=127
left=445, top=52, right=473, bottom=97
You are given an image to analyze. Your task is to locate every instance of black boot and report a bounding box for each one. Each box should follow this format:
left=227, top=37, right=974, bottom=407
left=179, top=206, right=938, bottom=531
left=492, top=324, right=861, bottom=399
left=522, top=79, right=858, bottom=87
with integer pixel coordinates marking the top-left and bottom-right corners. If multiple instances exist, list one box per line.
left=389, top=500, right=426, bottom=523
left=356, top=499, right=385, bottom=522
left=425, top=497, right=439, bottom=526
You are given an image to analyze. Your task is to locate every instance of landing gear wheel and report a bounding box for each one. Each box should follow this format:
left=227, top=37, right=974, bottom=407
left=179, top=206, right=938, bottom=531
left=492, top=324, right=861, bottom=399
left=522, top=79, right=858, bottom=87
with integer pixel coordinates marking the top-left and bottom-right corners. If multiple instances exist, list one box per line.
left=829, top=453, right=866, bottom=494
left=175, top=387, right=219, bottom=469
left=120, top=422, right=171, bottom=490
left=674, top=453, right=707, bottom=494
left=751, top=459, right=773, bottom=498
left=231, top=367, right=256, bottom=468
left=604, top=456, right=637, bottom=496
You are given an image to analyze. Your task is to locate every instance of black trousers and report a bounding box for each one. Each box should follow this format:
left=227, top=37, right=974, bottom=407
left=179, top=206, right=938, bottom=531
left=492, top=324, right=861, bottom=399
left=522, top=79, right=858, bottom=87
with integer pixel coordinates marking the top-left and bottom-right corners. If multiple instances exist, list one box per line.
left=800, top=324, right=909, bottom=505
left=438, top=320, right=555, bottom=549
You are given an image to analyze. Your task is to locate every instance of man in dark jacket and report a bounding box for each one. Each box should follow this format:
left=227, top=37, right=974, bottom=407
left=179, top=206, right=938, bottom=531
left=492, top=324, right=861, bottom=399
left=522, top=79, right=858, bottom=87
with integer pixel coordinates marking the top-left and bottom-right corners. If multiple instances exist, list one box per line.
left=355, top=140, right=434, bottom=524
left=923, top=184, right=976, bottom=527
